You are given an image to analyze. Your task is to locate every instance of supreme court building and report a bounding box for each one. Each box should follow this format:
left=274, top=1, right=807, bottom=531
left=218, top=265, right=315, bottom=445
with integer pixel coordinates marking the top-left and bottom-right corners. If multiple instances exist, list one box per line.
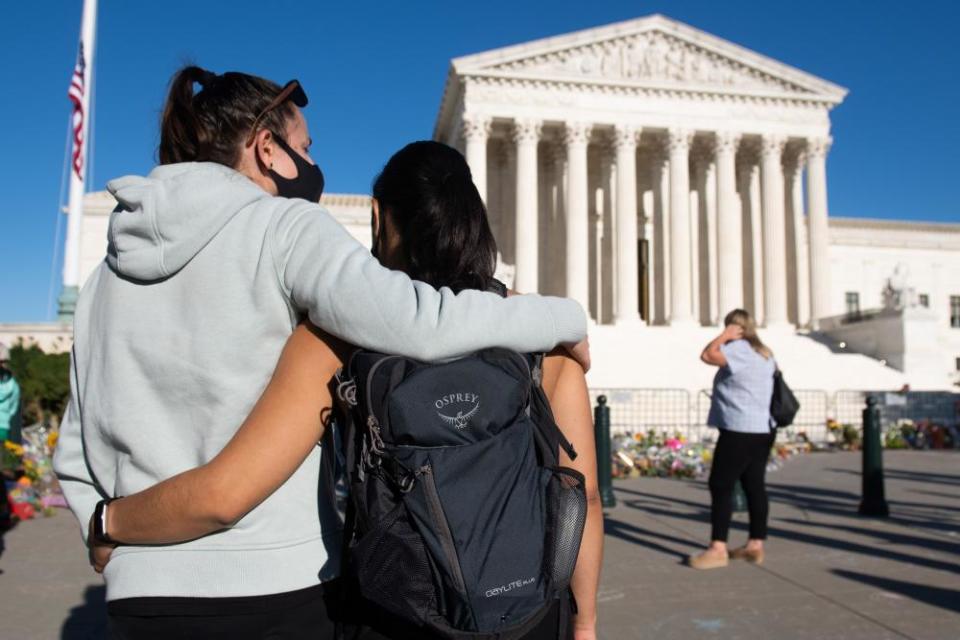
left=434, top=14, right=844, bottom=331
left=6, top=15, right=960, bottom=395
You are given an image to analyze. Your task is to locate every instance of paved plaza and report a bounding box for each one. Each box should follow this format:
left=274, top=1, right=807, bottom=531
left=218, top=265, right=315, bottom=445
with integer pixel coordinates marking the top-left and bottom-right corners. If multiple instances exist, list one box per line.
left=0, top=450, right=957, bottom=639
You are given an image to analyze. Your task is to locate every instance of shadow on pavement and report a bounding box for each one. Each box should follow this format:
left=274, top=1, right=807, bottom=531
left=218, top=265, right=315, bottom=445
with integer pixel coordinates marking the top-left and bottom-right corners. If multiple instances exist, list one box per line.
left=60, top=584, right=107, bottom=640
left=764, top=484, right=960, bottom=534
left=831, top=569, right=960, bottom=614
left=827, top=467, right=960, bottom=487
left=623, top=500, right=960, bottom=575
left=603, top=515, right=700, bottom=562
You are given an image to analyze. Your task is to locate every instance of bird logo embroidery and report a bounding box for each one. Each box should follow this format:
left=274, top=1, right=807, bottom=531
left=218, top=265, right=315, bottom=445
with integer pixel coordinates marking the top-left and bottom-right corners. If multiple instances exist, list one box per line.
left=437, top=400, right=481, bottom=430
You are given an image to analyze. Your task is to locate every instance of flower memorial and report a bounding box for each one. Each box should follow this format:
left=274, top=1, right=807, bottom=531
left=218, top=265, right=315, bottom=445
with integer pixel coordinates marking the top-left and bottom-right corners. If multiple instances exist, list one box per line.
left=2, top=425, right=66, bottom=522
left=609, top=429, right=813, bottom=480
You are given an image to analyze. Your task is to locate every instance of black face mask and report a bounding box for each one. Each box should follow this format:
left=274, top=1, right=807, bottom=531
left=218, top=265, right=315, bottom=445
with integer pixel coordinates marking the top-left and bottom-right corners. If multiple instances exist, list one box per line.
left=269, top=135, right=325, bottom=202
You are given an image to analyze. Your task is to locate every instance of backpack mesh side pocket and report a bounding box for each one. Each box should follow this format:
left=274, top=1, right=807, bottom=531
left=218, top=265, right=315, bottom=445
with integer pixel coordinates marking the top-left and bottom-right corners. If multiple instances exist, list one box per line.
left=352, top=503, right=437, bottom=625
left=543, top=467, right=587, bottom=589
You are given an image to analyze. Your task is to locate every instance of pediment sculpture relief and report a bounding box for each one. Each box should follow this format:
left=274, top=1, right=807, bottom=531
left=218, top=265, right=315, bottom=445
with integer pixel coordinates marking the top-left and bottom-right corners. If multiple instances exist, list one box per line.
left=488, top=31, right=811, bottom=94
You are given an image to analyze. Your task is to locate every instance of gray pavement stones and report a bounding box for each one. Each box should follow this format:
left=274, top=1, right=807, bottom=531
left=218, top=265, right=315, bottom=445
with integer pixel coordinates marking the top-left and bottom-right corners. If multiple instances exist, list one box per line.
left=0, top=450, right=956, bottom=639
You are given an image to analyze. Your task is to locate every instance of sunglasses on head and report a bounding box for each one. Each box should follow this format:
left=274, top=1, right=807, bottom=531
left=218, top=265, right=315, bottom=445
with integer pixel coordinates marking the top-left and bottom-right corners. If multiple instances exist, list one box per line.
left=245, top=79, right=309, bottom=147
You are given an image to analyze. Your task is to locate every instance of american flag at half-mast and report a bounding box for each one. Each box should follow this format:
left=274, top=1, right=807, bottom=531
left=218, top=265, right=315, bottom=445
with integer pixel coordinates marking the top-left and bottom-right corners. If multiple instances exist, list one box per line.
left=67, top=42, right=87, bottom=181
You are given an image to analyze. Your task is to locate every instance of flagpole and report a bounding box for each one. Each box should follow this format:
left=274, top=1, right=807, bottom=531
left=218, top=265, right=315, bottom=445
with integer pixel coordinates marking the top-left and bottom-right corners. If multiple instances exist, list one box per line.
left=58, top=0, right=98, bottom=323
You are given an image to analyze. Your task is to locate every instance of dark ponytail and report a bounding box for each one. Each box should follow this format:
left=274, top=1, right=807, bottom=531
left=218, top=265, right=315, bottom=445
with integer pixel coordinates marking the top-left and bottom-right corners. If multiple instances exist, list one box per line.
left=158, top=65, right=296, bottom=167
left=372, top=141, right=497, bottom=294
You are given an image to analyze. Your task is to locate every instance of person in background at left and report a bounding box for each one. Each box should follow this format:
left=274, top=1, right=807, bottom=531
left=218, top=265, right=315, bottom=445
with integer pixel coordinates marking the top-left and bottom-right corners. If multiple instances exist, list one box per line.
left=0, top=343, right=21, bottom=445
left=0, top=342, right=21, bottom=539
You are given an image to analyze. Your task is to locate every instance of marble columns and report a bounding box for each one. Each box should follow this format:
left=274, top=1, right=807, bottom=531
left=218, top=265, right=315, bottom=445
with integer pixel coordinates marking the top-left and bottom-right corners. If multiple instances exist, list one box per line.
left=715, top=131, right=743, bottom=318
left=461, top=114, right=491, bottom=204
left=760, top=134, right=789, bottom=326
left=564, top=122, right=592, bottom=311
left=613, top=124, right=641, bottom=324
left=668, top=128, right=695, bottom=325
left=806, top=137, right=833, bottom=329
left=512, top=119, right=542, bottom=293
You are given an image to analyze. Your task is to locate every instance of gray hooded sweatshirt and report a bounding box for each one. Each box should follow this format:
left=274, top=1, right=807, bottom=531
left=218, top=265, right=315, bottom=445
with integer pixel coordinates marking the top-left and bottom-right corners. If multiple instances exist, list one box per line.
left=53, top=162, right=585, bottom=601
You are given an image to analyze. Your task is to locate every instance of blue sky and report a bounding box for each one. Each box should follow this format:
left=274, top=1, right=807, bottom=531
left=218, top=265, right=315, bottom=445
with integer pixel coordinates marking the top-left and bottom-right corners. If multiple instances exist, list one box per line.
left=1, top=0, right=957, bottom=322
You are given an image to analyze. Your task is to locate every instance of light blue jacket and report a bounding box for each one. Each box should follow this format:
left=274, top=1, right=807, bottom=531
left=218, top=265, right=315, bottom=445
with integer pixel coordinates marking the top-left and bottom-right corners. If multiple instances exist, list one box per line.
left=0, top=371, right=20, bottom=440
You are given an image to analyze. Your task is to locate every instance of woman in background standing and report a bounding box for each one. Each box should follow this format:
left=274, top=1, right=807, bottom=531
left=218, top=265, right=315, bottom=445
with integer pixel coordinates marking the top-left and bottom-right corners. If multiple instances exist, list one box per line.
left=689, top=309, right=776, bottom=570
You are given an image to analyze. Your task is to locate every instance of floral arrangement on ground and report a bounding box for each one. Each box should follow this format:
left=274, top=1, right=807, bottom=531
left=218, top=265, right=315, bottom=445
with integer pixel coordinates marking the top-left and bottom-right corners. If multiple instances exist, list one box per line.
left=2, top=424, right=66, bottom=523
left=610, top=429, right=811, bottom=480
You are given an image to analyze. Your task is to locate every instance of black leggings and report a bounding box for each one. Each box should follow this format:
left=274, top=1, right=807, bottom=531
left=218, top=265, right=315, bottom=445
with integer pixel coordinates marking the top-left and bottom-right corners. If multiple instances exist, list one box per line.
left=107, top=584, right=337, bottom=640
left=708, top=429, right=776, bottom=542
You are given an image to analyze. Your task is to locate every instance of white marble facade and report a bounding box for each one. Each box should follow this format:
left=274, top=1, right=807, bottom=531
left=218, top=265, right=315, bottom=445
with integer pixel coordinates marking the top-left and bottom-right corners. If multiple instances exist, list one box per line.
left=21, top=14, right=960, bottom=389
left=434, top=14, right=848, bottom=329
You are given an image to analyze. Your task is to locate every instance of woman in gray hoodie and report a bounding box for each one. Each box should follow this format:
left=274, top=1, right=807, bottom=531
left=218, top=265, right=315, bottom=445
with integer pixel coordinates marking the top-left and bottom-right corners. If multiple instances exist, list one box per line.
left=53, top=67, right=587, bottom=638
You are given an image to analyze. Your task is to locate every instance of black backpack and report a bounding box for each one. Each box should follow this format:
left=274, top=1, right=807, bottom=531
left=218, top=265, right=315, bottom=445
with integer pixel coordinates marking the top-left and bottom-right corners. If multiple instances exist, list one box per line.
left=332, top=348, right=587, bottom=639
left=770, top=369, right=800, bottom=428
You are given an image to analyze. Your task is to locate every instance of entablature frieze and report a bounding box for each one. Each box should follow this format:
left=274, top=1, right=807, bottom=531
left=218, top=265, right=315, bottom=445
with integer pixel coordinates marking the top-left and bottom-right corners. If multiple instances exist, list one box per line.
left=447, top=76, right=833, bottom=144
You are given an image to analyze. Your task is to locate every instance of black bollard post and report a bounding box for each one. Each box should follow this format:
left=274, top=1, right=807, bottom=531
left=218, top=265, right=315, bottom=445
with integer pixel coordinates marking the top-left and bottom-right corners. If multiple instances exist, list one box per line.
left=859, top=395, right=889, bottom=517
left=594, top=395, right=617, bottom=508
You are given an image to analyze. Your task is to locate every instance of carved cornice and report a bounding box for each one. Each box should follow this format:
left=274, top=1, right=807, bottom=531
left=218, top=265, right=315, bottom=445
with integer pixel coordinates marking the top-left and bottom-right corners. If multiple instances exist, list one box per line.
left=463, top=74, right=835, bottom=110
left=511, top=118, right=543, bottom=144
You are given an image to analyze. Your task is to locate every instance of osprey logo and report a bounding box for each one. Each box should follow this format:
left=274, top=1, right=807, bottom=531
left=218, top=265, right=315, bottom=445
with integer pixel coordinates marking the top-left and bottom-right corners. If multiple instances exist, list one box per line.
left=434, top=393, right=481, bottom=430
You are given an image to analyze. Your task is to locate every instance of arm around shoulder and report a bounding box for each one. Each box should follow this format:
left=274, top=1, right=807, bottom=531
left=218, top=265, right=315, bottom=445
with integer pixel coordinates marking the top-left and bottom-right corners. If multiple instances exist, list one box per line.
left=269, top=203, right=587, bottom=360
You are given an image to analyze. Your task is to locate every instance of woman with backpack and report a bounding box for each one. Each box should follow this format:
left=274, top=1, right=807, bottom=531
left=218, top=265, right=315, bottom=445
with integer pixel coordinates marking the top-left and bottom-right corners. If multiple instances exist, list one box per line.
left=54, top=65, right=590, bottom=640
left=89, top=141, right=603, bottom=639
left=689, top=309, right=777, bottom=570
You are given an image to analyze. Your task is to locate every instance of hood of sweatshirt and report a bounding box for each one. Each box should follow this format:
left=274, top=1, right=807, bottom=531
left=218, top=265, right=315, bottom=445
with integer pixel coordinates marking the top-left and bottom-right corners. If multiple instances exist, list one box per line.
left=106, top=162, right=270, bottom=281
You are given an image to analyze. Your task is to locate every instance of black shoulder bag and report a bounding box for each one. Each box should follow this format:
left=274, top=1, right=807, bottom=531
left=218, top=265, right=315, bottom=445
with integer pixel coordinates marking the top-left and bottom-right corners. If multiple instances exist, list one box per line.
left=770, top=369, right=800, bottom=428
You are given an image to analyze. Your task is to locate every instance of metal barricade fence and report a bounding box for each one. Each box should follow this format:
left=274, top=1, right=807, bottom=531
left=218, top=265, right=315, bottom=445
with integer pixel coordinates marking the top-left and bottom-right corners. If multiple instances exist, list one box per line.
left=588, top=388, right=693, bottom=439
left=835, top=390, right=867, bottom=428
left=790, top=390, right=831, bottom=442
left=835, top=389, right=960, bottom=430
left=586, top=387, right=960, bottom=443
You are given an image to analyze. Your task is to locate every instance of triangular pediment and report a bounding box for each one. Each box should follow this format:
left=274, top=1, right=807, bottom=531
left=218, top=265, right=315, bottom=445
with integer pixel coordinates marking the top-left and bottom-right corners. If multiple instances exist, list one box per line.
left=452, top=15, right=847, bottom=101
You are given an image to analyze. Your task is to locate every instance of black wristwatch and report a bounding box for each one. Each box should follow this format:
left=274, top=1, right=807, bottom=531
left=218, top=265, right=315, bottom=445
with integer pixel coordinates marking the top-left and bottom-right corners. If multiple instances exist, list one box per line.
left=92, top=497, right=120, bottom=545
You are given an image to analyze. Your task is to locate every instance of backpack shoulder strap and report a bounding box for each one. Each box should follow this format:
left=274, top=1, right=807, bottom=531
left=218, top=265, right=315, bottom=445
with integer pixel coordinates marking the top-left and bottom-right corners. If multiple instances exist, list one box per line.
left=527, top=352, right=578, bottom=463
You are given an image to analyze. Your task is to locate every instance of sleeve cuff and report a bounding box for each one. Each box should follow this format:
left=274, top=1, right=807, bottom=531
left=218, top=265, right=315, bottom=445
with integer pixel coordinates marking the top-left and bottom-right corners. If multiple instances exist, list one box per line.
left=548, top=297, right=588, bottom=345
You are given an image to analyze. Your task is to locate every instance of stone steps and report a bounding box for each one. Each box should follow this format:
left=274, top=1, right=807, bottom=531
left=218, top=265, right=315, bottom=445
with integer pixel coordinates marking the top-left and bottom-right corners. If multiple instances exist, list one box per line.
left=585, top=324, right=917, bottom=392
